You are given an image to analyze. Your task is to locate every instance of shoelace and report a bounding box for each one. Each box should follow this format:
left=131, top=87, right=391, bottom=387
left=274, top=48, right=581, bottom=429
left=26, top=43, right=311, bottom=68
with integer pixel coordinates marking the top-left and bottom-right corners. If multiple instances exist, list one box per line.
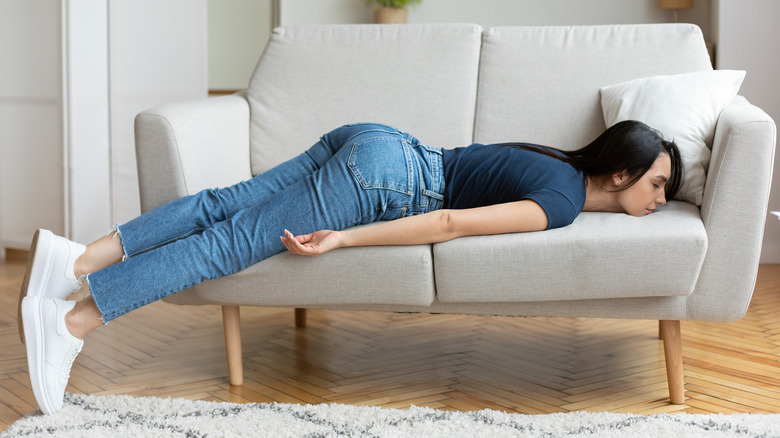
left=58, top=343, right=83, bottom=384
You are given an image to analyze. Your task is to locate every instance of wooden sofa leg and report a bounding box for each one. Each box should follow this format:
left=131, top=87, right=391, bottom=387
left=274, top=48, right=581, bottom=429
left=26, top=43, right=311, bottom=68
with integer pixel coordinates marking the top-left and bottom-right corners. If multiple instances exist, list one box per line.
left=221, top=305, right=244, bottom=386
left=295, top=308, right=307, bottom=328
left=660, top=320, right=684, bottom=404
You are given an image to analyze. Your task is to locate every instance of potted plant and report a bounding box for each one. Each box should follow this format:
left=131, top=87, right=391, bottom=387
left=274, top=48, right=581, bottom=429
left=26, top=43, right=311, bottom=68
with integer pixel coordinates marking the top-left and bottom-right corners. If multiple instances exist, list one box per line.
left=364, top=0, right=422, bottom=24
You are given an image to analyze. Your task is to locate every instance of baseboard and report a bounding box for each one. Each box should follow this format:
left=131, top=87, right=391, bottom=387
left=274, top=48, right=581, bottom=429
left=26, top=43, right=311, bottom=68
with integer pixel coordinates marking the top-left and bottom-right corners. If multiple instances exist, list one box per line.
left=1, top=237, right=31, bottom=252
left=208, top=89, right=242, bottom=96
left=759, top=243, right=780, bottom=264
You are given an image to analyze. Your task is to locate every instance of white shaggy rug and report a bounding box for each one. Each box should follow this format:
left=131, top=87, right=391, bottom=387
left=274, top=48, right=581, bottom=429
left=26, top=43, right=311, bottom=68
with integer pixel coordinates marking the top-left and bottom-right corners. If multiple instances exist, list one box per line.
left=2, top=393, right=779, bottom=438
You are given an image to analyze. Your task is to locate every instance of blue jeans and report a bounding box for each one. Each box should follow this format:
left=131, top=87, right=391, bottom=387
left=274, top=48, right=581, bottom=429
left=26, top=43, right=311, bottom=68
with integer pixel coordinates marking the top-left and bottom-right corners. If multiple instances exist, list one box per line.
left=86, top=123, right=445, bottom=322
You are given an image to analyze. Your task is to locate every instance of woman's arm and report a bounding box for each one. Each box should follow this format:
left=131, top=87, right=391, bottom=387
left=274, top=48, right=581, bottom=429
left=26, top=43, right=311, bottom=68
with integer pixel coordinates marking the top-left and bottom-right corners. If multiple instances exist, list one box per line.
left=281, top=199, right=549, bottom=256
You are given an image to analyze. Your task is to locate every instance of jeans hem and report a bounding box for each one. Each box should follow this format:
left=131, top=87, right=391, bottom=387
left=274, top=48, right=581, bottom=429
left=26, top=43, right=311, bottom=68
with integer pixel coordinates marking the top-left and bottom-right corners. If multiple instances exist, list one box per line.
left=84, top=274, right=109, bottom=325
left=111, top=224, right=130, bottom=261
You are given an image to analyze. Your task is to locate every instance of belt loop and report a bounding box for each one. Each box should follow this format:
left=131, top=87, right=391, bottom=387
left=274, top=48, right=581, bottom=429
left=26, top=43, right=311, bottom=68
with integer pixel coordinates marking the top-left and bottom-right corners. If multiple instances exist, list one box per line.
left=423, top=189, right=444, bottom=201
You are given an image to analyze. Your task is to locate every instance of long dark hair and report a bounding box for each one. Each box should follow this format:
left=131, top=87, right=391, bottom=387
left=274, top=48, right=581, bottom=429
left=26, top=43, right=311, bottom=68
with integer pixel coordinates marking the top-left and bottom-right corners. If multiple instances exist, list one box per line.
left=517, top=120, right=683, bottom=201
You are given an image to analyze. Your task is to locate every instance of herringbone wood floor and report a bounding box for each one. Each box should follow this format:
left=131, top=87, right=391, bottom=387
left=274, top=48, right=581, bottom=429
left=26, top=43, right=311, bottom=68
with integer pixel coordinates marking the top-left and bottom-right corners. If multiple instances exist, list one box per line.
left=2, top=249, right=779, bottom=430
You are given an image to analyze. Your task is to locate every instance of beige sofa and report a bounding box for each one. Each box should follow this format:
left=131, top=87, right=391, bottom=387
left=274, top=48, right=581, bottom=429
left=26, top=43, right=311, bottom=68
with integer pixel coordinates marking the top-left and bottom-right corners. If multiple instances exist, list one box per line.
left=134, top=23, right=776, bottom=405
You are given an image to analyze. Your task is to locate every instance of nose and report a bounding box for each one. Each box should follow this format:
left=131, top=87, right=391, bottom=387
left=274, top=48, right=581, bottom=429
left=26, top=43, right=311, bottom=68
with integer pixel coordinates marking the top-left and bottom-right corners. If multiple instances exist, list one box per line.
left=657, top=192, right=667, bottom=206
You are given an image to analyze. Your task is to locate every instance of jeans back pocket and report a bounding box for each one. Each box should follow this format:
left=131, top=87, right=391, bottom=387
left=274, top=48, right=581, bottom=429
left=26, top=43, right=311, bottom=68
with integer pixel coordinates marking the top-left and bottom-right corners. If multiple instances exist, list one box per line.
left=348, top=136, right=413, bottom=196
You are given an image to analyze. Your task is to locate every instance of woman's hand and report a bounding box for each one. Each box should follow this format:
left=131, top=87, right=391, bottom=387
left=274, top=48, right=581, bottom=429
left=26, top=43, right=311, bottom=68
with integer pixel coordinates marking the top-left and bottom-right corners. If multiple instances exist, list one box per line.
left=281, top=229, right=343, bottom=256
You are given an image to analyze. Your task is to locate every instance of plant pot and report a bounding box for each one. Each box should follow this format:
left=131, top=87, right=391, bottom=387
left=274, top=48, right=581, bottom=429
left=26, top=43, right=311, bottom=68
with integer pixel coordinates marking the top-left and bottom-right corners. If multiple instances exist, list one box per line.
left=374, top=6, right=407, bottom=24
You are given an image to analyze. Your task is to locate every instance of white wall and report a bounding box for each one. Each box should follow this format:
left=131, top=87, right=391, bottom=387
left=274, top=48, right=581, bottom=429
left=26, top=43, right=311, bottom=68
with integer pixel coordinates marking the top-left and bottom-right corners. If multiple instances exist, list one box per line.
left=716, top=0, right=780, bottom=262
left=0, top=0, right=64, bottom=248
left=0, top=0, right=207, bottom=248
left=208, top=0, right=275, bottom=91
left=108, top=0, right=209, bottom=226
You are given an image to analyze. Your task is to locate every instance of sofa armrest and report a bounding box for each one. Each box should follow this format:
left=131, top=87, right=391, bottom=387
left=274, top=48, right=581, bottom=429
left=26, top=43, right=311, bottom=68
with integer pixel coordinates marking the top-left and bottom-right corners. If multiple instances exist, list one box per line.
left=688, top=96, right=777, bottom=321
left=134, top=91, right=253, bottom=213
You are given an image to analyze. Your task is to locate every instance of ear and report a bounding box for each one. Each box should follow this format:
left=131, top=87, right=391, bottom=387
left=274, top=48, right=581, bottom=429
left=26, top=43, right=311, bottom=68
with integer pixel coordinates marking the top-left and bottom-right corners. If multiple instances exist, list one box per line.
left=612, top=170, right=629, bottom=187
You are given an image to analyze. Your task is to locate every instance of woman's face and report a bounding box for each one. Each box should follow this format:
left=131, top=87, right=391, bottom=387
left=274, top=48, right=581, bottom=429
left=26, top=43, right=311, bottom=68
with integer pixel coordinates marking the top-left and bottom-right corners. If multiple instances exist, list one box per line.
left=616, top=153, right=672, bottom=217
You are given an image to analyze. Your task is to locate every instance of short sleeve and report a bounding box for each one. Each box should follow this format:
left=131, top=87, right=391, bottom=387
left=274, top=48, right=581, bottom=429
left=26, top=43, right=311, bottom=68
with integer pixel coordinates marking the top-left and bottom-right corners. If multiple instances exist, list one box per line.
left=524, top=188, right=581, bottom=230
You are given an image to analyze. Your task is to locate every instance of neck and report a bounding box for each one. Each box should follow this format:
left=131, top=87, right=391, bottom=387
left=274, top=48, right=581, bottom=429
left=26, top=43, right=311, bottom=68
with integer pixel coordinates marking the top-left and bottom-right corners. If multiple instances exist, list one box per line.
left=582, top=176, right=624, bottom=213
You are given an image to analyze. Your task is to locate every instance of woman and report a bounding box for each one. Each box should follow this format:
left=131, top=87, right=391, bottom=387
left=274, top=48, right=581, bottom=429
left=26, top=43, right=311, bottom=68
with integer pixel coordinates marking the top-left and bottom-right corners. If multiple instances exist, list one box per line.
left=19, top=120, right=682, bottom=415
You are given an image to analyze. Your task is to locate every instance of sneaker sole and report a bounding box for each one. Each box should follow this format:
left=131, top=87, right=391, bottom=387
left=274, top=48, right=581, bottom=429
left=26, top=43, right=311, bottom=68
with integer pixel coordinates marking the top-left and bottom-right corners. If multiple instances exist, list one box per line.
left=18, top=229, right=56, bottom=344
left=22, top=296, right=57, bottom=415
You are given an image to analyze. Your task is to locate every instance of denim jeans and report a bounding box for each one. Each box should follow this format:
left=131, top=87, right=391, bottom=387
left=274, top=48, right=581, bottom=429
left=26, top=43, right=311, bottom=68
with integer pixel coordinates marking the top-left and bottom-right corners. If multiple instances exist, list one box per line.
left=86, top=123, right=445, bottom=322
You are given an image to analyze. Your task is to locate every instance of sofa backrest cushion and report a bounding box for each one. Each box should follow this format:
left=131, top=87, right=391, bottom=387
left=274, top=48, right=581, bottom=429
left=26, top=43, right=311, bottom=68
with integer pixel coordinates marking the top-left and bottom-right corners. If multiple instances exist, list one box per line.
left=248, top=24, right=483, bottom=175
left=473, top=24, right=714, bottom=150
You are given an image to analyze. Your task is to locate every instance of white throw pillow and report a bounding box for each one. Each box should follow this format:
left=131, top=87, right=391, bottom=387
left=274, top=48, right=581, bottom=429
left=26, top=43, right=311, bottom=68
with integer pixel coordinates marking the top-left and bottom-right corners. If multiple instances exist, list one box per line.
left=600, top=70, right=745, bottom=206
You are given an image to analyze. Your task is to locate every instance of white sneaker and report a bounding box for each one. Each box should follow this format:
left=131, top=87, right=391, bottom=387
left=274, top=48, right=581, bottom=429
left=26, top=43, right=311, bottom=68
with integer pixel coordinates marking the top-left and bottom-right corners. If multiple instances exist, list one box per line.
left=18, top=229, right=86, bottom=343
left=22, top=296, right=84, bottom=415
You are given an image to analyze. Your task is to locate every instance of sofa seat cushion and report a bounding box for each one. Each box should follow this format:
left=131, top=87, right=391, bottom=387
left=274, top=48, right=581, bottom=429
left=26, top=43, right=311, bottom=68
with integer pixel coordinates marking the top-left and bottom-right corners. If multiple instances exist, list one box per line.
left=163, top=244, right=436, bottom=307
left=433, top=201, right=707, bottom=303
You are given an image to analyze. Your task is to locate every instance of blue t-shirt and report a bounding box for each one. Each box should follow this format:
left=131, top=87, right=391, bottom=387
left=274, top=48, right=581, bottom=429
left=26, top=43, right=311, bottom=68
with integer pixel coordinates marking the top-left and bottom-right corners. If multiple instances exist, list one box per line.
left=441, top=143, right=586, bottom=230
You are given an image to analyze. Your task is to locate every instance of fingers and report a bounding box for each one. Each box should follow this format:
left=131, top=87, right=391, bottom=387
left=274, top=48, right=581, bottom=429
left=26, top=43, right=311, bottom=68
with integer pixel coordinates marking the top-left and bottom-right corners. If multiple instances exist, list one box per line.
left=281, top=229, right=315, bottom=255
left=280, top=229, right=338, bottom=256
left=294, top=233, right=311, bottom=244
left=280, top=229, right=300, bottom=253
